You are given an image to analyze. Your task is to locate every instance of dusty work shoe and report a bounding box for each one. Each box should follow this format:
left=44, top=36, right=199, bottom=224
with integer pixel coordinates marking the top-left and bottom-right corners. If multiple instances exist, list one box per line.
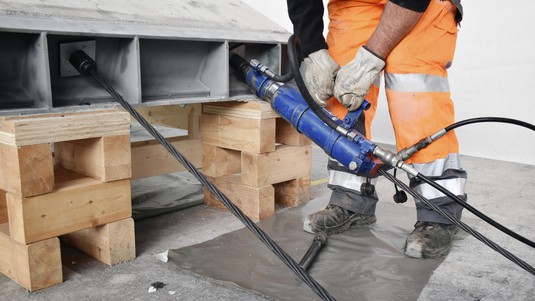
left=303, top=205, right=376, bottom=235
left=403, top=221, right=457, bottom=259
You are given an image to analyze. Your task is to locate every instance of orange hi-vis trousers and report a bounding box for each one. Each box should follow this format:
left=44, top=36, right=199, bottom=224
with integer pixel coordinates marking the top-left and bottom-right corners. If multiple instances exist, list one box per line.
left=325, top=0, right=467, bottom=224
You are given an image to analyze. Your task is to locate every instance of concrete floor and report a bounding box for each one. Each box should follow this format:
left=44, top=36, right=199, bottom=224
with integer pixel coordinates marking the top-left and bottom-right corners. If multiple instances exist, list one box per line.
left=1, top=146, right=534, bottom=300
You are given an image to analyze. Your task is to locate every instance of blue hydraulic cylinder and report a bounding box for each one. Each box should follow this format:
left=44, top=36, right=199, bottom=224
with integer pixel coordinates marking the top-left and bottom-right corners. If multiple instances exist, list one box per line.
left=244, top=65, right=382, bottom=176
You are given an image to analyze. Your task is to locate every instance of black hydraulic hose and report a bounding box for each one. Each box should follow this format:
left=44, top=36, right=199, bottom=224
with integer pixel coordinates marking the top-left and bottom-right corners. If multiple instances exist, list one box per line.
left=395, top=116, right=535, bottom=248
left=445, top=117, right=535, bottom=132
left=270, top=70, right=294, bottom=83
left=415, top=173, right=535, bottom=249
left=398, top=117, right=535, bottom=160
left=287, top=36, right=535, bottom=251
left=70, top=50, right=337, bottom=301
left=287, top=35, right=342, bottom=133
left=379, top=169, right=535, bottom=277
left=287, top=36, right=535, bottom=257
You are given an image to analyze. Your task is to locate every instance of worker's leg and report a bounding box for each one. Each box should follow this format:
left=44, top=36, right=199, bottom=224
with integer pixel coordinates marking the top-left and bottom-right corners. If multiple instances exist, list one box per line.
left=385, top=0, right=466, bottom=258
left=304, top=0, right=385, bottom=234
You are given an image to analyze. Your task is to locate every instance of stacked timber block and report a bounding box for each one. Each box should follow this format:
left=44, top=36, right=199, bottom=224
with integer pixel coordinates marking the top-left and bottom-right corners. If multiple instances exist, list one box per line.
left=0, top=110, right=135, bottom=291
left=201, top=101, right=312, bottom=221
left=132, top=104, right=202, bottom=179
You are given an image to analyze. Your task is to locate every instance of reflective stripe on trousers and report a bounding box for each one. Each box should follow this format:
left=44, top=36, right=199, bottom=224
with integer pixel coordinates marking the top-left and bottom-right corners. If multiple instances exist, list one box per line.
left=327, top=158, right=379, bottom=215
left=409, top=153, right=467, bottom=199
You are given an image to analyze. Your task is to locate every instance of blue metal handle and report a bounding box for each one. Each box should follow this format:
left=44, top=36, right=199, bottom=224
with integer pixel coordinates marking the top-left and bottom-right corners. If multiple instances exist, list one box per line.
left=342, top=100, right=371, bottom=130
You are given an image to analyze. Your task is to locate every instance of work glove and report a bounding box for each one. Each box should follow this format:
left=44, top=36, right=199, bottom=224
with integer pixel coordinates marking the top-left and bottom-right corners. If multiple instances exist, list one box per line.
left=303, top=49, right=340, bottom=107
left=334, top=46, right=385, bottom=111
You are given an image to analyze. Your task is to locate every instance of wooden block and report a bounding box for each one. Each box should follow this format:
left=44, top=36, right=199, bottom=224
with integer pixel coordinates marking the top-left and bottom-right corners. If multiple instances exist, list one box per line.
left=187, top=104, right=202, bottom=139
left=201, top=114, right=275, bottom=153
left=204, top=175, right=274, bottom=222
left=241, top=145, right=312, bottom=187
left=0, top=110, right=130, bottom=147
left=276, top=118, right=311, bottom=146
left=0, top=225, right=62, bottom=291
left=203, top=101, right=279, bottom=119
left=274, top=177, right=311, bottom=208
left=131, top=137, right=202, bottom=179
left=62, top=218, right=135, bottom=266
left=7, top=171, right=131, bottom=244
left=55, top=135, right=131, bottom=182
left=0, top=143, right=54, bottom=197
left=0, top=189, right=7, bottom=224
left=202, top=143, right=241, bottom=177
left=136, top=104, right=201, bottom=130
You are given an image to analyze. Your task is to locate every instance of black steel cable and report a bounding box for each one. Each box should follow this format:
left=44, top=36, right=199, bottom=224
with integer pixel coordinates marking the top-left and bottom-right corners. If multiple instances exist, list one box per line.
left=378, top=169, right=535, bottom=276
left=445, top=117, right=535, bottom=132
left=71, top=53, right=336, bottom=301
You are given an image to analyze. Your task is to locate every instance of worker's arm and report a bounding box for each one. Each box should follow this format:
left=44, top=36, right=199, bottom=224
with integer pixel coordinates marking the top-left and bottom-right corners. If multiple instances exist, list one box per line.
left=334, top=0, right=430, bottom=111
left=366, top=0, right=428, bottom=59
left=287, top=0, right=339, bottom=106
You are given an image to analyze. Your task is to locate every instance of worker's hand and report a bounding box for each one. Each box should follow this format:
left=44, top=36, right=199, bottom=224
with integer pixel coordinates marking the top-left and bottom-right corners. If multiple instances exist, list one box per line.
left=334, top=46, right=385, bottom=111
left=303, top=49, right=340, bottom=107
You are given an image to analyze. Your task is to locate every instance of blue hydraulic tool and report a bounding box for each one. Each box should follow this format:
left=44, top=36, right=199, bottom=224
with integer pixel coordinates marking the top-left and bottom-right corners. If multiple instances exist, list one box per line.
left=231, top=54, right=417, bottom=177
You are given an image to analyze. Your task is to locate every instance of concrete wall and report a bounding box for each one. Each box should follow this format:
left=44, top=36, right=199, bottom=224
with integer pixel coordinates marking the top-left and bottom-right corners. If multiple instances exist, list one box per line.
left=243, top=0, right=535, bottom=165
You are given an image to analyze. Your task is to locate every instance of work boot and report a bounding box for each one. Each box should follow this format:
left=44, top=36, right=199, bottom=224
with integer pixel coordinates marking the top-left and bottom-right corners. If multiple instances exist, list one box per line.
left=303, top=205, right=376, bottom=235
left=403, top=221, right=457, bottom=259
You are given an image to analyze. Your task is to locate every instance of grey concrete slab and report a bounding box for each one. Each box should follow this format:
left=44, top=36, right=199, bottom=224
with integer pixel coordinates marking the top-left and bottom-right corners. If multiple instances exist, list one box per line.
left=0, top=0, right=289, bottom=42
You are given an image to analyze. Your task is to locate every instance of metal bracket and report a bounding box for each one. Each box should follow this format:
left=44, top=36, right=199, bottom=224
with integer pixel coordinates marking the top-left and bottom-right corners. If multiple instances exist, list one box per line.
left=342, top=100, right=370, bottom=130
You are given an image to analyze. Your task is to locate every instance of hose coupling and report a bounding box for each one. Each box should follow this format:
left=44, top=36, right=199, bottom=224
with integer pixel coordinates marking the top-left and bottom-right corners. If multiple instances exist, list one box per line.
left=250, top=59, right=278, bottom=79
left=373, top=146, right=419, bottom=177
left=397, top=129, right=448, bottom=161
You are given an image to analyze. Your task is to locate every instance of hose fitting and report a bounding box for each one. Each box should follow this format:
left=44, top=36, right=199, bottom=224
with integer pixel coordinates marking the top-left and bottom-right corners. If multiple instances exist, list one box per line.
left=373, top=147, right=419, bottom=176
left=397, top=129, right=448, bottom=161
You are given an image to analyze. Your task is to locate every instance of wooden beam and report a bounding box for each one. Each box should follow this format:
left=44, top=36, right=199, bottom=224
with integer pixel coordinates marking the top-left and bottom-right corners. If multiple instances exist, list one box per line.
left=131, top=137, right=202, bottom=179
left=241, top=145, right=312, bottom=187
left=55, top=135, right=131, bottom=182
left=187, top=105, right=202, bottom=139
left=0, top=143, right=54, bottom=197
left=202, top=143, right=241, bottom=178
left=200, top=114, right=276, bottom=153
left=204, top=175, right=274, bottom=222
left=0, top=110, right=130, bottom=147
left=62, top=218, right=135, bottom=266
left=136, top=104, right=199, bottom=129
left=0, top=224, right=62, bottom=291
left=203, top=101, right=279, bottom=119
left=0, top=190, right=7, bottom=224
left=7, top=169, right=131, bottom=245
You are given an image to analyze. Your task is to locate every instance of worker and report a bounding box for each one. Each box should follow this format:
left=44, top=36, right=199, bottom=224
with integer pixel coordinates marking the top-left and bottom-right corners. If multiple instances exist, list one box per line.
left=287, top=0, right=466, bottom=259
